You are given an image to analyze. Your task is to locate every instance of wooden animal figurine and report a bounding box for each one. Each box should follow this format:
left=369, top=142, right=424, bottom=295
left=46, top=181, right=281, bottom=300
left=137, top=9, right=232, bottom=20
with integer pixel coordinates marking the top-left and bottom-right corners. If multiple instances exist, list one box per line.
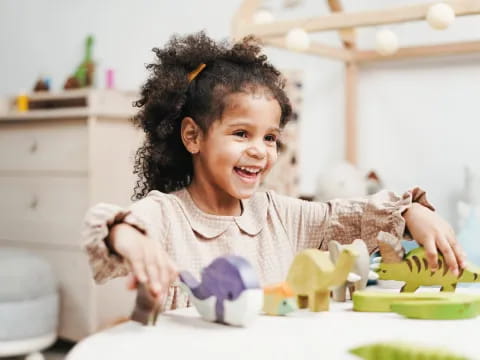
left=375, top=231, right=480, bottom=292
left=353, top=290, right=480, bottom=320
left=64, top=35, right=95, bottom=89
left=286, top=248, right=357, bottom=311
left=179, top=255, right=263, bottom=327
left=263, top=282, right=297, bottom=316
left=328, top=239, right=378, bottom=301
left=350, top=341, right=468, bottom=360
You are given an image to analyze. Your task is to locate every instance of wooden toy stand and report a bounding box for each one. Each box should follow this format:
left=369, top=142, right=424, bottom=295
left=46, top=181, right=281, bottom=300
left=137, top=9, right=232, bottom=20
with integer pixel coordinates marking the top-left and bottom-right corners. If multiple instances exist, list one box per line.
left=232, top=0, right=480, bottom=164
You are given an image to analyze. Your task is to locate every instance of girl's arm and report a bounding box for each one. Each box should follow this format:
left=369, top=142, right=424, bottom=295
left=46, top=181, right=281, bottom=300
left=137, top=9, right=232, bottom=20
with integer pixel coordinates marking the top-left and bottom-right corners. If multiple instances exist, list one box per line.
left=82, top=191, right=176, bottom=298
left=269, top=187, right=432, bottom=253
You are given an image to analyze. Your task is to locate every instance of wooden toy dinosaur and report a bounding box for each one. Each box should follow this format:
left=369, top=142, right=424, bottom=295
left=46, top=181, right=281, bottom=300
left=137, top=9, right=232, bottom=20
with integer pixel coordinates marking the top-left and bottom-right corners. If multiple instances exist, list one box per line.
left=328, top=239, right=378, bottom=301
left=286, top=248, right=357, bottom=311
left=64, top=35, right=95, bottom=89
left=375, top=231, right=480, bottom=292
left=263, top=282, right=297, bottom=316
left=353, top=290, right=480, bottom=320
left=178, top=255, right=263, bottom=327
left=350, top=341, right=468, bottom=360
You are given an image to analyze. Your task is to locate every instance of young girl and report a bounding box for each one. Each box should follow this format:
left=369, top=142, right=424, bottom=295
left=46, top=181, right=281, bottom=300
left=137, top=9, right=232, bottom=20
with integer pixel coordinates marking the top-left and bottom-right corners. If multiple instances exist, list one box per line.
left=84, top=31, right=465, bottom=316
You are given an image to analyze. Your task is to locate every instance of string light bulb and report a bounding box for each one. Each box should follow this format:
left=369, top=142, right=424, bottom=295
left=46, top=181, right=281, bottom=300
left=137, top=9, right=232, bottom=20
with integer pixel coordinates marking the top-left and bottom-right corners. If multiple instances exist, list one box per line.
left=375, top=29, right=399, bottom=56
left=285, top=28, right=310, bottom=51
left=426, top=3, right=456, bottom=30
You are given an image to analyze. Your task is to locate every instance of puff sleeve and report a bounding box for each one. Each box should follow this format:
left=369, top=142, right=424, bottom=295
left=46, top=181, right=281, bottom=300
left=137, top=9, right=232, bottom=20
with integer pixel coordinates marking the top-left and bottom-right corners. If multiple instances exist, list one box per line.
left=82, top=191, right=168, bottom=283
left=269, top=187, right=434, bottom=254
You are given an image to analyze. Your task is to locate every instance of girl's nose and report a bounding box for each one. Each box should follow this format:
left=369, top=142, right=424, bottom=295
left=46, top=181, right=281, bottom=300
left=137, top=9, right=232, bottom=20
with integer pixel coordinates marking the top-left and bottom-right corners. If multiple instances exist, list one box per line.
left=246, top=142, right=266, bottom=159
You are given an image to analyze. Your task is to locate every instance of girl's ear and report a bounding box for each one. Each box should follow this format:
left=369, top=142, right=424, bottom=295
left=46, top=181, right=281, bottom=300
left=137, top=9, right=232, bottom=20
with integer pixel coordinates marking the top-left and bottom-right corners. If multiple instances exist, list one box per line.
left=181, top=117, right=202, bottom=154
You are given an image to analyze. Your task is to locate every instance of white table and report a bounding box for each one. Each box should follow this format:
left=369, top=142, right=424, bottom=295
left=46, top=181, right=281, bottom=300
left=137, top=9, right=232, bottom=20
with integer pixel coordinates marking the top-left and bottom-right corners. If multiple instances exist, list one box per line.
left=67, top=287, right=480, bottom=360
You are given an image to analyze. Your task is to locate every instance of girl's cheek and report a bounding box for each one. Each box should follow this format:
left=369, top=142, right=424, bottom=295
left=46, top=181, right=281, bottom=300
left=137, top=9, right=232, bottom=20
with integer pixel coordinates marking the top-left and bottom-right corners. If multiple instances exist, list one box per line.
left=267, top=149, right=278, bottom=166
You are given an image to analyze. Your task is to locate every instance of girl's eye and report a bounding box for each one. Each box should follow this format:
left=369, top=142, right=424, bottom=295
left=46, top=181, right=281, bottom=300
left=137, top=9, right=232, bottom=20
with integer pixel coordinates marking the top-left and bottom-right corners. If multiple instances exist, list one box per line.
left=265, top=134, right=277, bottom=142
left=234, top=131, right=247, bottom=138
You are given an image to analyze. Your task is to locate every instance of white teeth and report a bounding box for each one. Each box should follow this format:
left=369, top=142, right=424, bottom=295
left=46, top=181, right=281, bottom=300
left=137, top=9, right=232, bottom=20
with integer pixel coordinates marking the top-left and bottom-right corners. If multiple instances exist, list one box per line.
left=238, top=166, right=261, bottom=174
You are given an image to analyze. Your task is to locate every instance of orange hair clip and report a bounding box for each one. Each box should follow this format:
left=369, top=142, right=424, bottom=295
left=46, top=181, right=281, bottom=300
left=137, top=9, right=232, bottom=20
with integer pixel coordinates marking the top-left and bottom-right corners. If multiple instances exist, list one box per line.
left=187, top=63, right=206, bottom=82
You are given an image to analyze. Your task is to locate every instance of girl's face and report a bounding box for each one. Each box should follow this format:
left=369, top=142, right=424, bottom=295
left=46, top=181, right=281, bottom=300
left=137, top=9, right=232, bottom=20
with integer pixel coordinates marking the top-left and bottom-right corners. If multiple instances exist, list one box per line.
left=194, top=91, right=281, bottom=200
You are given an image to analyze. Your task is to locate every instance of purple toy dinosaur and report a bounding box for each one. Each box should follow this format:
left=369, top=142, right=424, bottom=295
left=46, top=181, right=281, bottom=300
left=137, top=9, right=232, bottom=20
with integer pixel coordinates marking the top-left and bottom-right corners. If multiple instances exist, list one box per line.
left=179, top=255, right=263, bottom=326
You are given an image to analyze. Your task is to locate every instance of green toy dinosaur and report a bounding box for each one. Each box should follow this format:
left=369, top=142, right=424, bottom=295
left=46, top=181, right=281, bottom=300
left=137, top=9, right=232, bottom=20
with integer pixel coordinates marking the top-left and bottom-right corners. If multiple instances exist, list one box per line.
left=64, top=35, right=95, bottom=89
left=75, top=35, right=94, bottom=87
left=376, top=232, right=480, bottom=292
left=350, top=342, right=468, bottom=360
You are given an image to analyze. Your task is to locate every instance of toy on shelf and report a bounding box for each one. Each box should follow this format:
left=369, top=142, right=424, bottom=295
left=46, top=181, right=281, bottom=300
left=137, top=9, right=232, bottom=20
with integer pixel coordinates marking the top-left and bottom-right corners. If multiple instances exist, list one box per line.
left=64, top=35, right=95, bottom=90
left=33, top=77, right=50, bottom=92
left=178, top=255, right=263, bottom=327
left=375, top=231, right=480, bottom=292
left=16, top=92, right=29, bottom=112
left=286, top=248, right=357, bottom=311
left=263, top=282, right=297, bottom=316
left=350, top=341, right=468, bottom=360
left=106, top=68, right=115, bottom=89
left=328, top=239, right=378, bottom=301
left=353, top=291, right=480, bottom=320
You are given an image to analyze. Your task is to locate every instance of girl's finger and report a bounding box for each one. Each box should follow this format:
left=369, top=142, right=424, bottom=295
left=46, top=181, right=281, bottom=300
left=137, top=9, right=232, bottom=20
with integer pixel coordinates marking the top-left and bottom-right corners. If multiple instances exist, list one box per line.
left=130, top=259, right=148, bottom=284
left=447, top=235, right=466, bottom=269
left=437, top=236, right=459, bottom=276
left=158, top=263, right=172, bottom=297
left=166, top=257, right=179, bottom=283
left=169, top=267, right=179, bottom=284
left=422, top=236, right=438, bottom=271
left=126, top=273, right=138, bottom=290
left=144, top=250, right=162, bottom=296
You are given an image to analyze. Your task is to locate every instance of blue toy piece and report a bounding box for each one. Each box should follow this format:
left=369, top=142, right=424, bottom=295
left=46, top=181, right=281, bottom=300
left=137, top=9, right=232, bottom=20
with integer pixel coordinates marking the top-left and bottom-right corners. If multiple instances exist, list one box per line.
left=458, top=207, right=480, bottom=273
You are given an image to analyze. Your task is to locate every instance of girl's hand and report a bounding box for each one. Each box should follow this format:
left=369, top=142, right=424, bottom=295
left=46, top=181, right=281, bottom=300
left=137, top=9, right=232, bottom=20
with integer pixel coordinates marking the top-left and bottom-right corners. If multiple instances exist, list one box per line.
left=403, top=203, right=467, bottom=276
left=108, top=223, right=178, bottom=299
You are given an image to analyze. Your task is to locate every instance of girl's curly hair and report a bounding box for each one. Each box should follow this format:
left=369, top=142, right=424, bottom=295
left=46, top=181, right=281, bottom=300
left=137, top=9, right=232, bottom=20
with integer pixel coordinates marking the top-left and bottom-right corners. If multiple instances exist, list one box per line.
left=132, top=31, right=292, bottom=199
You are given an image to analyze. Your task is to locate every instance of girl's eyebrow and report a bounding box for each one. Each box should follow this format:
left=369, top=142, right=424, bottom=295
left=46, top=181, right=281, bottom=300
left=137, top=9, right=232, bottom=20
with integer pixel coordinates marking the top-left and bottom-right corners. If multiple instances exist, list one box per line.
left=226, top=121, right=281, bottom=133
left=225, top=121, right=254, bottom=128
left=269, top=126, right=282, bottom=134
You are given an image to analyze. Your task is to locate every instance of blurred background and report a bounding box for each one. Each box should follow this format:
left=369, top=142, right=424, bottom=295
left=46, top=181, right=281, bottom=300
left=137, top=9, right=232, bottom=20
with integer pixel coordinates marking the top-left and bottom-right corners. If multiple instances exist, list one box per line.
left=2, top=0, right=480, bottom=220
left=1, top=0, right=479, bottom=358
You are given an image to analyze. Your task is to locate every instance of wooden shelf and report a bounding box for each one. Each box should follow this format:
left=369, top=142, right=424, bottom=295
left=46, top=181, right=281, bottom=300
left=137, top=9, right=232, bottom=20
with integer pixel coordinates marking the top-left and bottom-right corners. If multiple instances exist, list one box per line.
left=0, top=89, right=139, bottom=121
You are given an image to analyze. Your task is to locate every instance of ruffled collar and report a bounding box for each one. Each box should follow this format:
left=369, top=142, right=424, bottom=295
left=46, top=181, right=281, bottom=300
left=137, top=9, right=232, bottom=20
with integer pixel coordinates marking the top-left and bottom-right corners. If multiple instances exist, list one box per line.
left=172, top=188, right=268, bottom=239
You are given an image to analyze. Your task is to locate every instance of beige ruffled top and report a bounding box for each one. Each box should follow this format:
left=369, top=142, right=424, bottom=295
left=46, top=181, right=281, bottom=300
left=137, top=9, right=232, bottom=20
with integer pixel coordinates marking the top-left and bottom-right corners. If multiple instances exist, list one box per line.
left=83, top=187, right=433, bottom=312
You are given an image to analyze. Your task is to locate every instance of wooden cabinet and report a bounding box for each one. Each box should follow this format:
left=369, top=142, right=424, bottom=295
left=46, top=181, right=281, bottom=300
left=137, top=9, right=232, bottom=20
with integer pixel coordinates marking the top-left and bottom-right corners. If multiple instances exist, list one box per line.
left=0, top=90, right=142, bottom=341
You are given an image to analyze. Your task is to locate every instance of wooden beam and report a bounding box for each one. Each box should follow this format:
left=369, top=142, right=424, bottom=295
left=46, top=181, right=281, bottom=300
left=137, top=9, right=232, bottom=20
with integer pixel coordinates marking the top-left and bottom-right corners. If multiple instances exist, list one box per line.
left=232, top=0, right=263, bottom=41
left=239, top=0, right=480, bottom=38
left=327, top=0, right=356, bottom=49
left=355, top=40, right=480, bottom=63
left=345, top=61, right=358, bottom=165
left=262, top=37, right=353, bottom=61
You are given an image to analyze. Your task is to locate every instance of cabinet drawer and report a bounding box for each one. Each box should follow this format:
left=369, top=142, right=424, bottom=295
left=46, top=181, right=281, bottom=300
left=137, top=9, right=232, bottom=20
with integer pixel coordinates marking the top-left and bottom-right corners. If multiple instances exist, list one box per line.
left=0, top=119, right=88, bottom=172
left=0, top=176, right=88, bottom=246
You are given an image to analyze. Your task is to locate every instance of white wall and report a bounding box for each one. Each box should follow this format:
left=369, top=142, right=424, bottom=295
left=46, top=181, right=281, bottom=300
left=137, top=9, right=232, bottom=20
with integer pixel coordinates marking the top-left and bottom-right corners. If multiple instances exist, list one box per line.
left=0, top=0, right=243, bottom=93
left=358, top=56, right=480, bottom=224
left=2, top=0, right=479, bottom=225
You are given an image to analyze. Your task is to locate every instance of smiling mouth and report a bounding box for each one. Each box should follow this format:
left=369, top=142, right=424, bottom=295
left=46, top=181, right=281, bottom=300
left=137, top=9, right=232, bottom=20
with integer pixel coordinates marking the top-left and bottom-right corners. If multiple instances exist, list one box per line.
left=234, top=166, right=263, bottom=182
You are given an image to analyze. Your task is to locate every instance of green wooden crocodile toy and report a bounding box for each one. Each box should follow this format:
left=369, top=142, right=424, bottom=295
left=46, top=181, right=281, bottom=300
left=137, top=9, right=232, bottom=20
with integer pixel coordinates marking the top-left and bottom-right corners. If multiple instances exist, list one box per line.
left=375, top=232, right=480, bottom=292
left=350, top=342, right=468, bottom=360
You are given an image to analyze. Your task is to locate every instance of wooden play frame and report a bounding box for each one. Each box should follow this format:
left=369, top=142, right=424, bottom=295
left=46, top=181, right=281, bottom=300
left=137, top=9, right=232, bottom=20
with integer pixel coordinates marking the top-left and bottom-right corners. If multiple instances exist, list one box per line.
left=232, top=0, right=480, bottom=164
